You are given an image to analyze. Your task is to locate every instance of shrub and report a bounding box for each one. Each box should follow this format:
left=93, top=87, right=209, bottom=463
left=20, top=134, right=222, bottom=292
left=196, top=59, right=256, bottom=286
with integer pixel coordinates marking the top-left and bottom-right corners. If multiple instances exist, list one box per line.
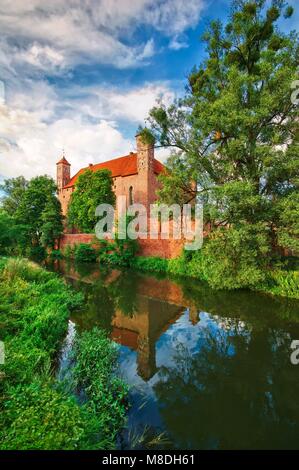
left=260, top=270, right=299, bottom=299
left=74, top=244, right=97, bottom=263
left=131, top=256, right=168, bottom=273
left=50, top=249, right=63, bottom=259
left=27, top=244, right=47, bottom=261
left=72, top=328, right=128, bottom=447
left=99, top=239, right=138, bottom=268
left=199, top=226, right=270, bottom=290
left=63, top=244, right=75, bottom=259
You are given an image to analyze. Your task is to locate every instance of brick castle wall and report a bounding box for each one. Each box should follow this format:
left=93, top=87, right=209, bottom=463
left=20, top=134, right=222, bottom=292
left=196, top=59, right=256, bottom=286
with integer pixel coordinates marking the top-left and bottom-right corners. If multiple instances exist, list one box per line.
left=59, top=233, right=185, bottom=259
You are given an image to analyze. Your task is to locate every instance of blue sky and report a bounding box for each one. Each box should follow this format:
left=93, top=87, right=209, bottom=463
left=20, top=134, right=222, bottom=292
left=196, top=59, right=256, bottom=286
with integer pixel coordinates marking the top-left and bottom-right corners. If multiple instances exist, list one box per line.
left=0, top=0, right=297, bottom=181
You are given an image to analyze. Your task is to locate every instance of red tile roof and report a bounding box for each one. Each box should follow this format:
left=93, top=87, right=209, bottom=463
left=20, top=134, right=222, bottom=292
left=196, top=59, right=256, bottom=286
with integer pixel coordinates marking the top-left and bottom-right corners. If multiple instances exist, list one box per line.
left=63, top=153, right=165, bottom=189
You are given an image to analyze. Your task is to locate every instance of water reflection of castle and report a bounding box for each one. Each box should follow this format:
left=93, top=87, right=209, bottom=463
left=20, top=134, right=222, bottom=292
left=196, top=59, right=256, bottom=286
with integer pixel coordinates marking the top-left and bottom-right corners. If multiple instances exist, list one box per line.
left=112, top=296, right=198, bottom=381
left=57, top=262, right=199, bottom=382
left=109, top=273, right=200, bottom=380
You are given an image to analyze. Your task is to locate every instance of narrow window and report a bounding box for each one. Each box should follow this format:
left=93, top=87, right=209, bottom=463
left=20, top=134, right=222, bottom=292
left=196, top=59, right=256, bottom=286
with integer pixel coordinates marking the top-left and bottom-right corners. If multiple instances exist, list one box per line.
left=129, top=186, right=133, bottom=205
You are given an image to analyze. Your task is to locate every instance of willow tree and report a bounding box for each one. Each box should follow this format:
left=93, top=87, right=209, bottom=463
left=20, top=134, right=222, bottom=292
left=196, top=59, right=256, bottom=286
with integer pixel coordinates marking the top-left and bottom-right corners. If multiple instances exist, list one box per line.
left=142, top=0, right=299, bottom=288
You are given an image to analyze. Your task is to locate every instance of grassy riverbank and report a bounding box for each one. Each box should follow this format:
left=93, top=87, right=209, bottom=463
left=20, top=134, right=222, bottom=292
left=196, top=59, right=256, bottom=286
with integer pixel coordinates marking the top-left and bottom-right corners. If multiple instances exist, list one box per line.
left=129, top=254, right=299, bottom=300
left=60, top=241, right=299, bottom=300
left=0, top=258, right=128, bottom=450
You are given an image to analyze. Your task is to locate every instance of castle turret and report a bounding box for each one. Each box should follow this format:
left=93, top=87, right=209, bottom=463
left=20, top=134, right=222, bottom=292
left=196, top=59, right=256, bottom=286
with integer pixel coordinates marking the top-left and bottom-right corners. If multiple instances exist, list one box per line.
left=56, top=154, right=71, bottom=217
left=56, top=154, right=71, bottom=191
left=136, top=133, right=155, bottom=210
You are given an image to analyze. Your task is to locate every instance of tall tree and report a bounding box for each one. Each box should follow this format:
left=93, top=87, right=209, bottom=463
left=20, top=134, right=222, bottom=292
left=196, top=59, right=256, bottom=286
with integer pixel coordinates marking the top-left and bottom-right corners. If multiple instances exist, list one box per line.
left=142, top=0, right=299, bottom=287
left=15, top=175, right=62, bottom=247
left=0, top=176, right=28, bottom=215
left=0, top=210, right=30, bottom=255
left=68, top=169, right=115, bottom=233
left=40, top=197, right=64, bottom=249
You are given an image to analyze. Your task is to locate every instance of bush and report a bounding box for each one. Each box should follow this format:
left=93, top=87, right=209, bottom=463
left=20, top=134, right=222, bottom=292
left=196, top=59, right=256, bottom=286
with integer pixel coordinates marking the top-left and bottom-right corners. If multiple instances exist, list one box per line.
left=74, top=244, right=97, bottom=263
left=63, top=244, right=75, bottom=259
left=27, top=244, right=47, bottom=261
left=72, top=328, right=128, bottom=448
left=198, top=226, right=270, bottom=290
left=131, top=256, right=168, bottom=273
left=260, top=270, right=299, bottom=299
left=50, top=249, right=63, bottom=259
left=99, top=238, right=138, bottom=268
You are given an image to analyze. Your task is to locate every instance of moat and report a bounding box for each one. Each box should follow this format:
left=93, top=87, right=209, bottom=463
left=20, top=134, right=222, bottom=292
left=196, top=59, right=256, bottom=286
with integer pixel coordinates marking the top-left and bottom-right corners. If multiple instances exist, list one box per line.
left=49, top=260, right=299, bottom=450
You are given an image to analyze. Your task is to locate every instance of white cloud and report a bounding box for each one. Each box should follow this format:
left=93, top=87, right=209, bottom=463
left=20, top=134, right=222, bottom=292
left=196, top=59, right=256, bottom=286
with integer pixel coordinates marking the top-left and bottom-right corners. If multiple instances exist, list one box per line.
left=0, top=80, right=174, bottom=179
left=88, top=83, right=175, bottom=123
left=16, top=43, right=65, bottom=72
left=0, top=1, right=202, bottom=179
left=0, top=101, right=133, bottom=179
left=147, top=0, right=205, bottom=35
left=0, top=0, right=205, bottom=73
left=169, top=35, right=189, bottom=50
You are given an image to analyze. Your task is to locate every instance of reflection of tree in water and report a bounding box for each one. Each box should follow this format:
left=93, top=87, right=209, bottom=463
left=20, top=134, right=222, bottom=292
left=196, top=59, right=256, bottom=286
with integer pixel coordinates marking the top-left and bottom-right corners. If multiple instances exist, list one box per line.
left=71, top=280, right=115, bottom=333
left=154, top=319, right=299, bottom=449
left=71, top=269, right=140, bottom=332
left=179, top=278, right=299, bottom=325
left=107, top=271, right=139, bottom=318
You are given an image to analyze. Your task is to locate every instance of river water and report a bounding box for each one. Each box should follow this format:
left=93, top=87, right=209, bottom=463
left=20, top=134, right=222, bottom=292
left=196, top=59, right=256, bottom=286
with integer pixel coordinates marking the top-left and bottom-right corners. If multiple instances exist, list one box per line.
left=49, top=260, right=299, bottom=450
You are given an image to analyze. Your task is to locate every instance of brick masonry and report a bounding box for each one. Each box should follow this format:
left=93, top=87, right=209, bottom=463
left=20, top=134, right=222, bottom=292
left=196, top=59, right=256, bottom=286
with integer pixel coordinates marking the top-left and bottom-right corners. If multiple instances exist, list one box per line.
left=59, top=232, right=185, bottom=259
left=56, top=134, right=205, bottom=259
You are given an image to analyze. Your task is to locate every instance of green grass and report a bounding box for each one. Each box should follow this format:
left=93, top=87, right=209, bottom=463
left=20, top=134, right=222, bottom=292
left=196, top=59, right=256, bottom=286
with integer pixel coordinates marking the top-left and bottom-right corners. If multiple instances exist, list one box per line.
left=0, top=257, right=128, bottom=449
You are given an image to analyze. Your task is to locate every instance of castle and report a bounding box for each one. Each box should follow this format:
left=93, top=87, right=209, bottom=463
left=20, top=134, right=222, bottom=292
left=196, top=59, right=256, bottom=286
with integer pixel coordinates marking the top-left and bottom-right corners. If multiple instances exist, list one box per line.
left=56, top=134, right=165, bottom=216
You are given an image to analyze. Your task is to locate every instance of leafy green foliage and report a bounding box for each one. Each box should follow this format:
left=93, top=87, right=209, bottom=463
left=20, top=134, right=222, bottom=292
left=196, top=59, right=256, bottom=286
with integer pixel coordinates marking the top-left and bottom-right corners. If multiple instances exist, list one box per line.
left=99, top=238, right=138, bottom=267
left=40, top=197, right=64, bottom=249
left=0, top=175, right=63, bottom=255
left=74, top=243, right=97, bottom=263
left=259, top=270, right=299, bottom=299
left=68, top=169, right=115, bottom=233
left=136, top=127, right=156, bottom=146
left=199, top=226, right=270, bottom=289
left=144, top=0, right=299, bottom=287
left=129, top=246, right=299, bottom=297
left=72, top=328, right=128, bottom=448
left=98, top=217, right=138, bottom=267
left=0, top=258, right=127, bottom=449
left=131, top=256, right=168, bottom=273
left=0, top=176, right=28, bottom=215
left=0, top=210, right=30, bottom=256
left=15, top=176, right=62, bottom=248
left=0, top=382, right=86, bottom=450
left=63, top=244, right=75, bottom=259
left=50, top=249, right=63, bottom=259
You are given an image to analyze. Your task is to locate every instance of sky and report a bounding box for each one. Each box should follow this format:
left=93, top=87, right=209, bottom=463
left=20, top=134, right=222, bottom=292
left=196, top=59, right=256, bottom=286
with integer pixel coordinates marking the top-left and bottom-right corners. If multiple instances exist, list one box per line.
left=0, top=0, right=298, bottom=181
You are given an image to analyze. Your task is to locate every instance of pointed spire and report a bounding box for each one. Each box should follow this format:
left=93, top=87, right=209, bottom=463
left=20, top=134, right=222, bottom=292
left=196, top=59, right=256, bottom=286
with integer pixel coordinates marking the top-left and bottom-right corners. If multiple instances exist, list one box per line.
left=56, top=149, right=70, bottom=166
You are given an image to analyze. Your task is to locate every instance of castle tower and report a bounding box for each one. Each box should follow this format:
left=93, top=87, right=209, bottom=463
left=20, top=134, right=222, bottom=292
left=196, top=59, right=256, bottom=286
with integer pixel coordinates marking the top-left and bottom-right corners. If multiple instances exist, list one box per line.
left=56, top=154, right=71, bottom=192
left=136, top=133, right=155, bottom=210
left=56, top=154, right=71, bottom=217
